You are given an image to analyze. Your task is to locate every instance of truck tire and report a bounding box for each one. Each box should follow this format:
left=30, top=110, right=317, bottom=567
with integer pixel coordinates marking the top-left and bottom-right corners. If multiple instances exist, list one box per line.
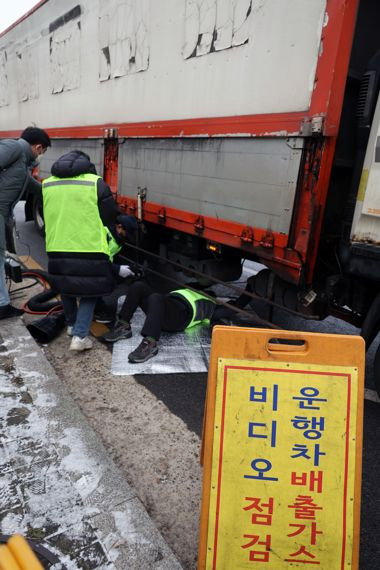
left=33, top=194, right=45, bottom=236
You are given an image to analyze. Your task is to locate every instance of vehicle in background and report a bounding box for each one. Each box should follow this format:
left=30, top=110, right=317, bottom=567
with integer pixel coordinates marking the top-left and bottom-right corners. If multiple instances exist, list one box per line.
left=2, top=0, right=380, bottom=387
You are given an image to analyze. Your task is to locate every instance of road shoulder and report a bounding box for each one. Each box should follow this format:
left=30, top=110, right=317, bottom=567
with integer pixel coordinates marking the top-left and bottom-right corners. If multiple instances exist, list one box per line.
left=0, top=318, right=183, bottom=569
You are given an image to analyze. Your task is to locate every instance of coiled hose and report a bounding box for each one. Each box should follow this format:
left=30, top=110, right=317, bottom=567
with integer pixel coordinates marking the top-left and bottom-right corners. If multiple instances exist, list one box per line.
left=21, top=269, right=66, bottom=343
left=21, top=269, right=62, bottom=315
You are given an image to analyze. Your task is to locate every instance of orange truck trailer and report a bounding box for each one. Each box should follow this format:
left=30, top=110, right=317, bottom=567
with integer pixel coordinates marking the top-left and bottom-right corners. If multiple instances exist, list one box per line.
left=1, top=0, right=380, bottom=383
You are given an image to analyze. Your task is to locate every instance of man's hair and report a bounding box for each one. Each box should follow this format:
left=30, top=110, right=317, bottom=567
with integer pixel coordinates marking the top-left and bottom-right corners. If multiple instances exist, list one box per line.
left=20, top=127, right=51, bottom=148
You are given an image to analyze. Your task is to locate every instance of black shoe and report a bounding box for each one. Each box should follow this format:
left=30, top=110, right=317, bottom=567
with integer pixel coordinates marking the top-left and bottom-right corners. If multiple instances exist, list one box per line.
left=128, top=338, right=158, bottom=363
left=0, top=304, right=24, bottom=320
left=94, top=312, right=115, bottom=324
left=101, top=321, right=132, bottom=342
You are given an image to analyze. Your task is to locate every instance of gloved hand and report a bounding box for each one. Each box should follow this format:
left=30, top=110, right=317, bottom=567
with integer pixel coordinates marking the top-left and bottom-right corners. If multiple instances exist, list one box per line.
left=118, top=265, right=135, bottom=278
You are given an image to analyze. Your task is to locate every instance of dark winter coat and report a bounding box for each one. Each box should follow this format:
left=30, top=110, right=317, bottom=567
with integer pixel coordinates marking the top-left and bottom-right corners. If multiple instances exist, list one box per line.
left=0, top=138, right=40, bottom=252
left=46, top=150, right=122, bottom=297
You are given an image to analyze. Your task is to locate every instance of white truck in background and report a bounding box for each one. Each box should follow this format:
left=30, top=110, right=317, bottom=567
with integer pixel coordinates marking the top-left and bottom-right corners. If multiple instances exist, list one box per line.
left=2, top=0, right=380, bottom=389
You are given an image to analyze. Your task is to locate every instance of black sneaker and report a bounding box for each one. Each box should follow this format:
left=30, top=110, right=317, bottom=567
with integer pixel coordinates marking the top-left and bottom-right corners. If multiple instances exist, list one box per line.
left=101, top=321, right=132, bottom=342
left=0, top=304, right=24, bottom=320
left=128, top=338, right=158, bottom=363
left=94, top=311, right=115, bottom=324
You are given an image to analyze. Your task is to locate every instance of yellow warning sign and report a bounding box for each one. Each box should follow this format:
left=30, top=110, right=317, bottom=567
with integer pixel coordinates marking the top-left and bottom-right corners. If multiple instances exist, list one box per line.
left=198, top=328, right=364, bottom=570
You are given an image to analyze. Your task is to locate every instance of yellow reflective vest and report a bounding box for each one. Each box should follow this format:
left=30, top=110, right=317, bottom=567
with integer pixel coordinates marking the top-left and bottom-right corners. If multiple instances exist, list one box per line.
left=106, top=228, right=122, bottom=262
left=42, top=173, right=110, bottom=257
left=171, top=289, right=216, bottom=328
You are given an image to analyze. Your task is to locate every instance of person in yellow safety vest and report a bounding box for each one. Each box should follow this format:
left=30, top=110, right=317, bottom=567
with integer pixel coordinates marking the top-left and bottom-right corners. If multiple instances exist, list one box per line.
left=42, top=149, right=127, bottom=352
left=92, top=214, right=139, bottom=323
left=101, top=280, right=216, bottom=363
left=106, top=214, right=138, bottom=262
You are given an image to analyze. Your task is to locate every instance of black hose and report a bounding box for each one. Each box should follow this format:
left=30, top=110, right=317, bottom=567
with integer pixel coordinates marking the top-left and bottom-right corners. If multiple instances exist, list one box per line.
left=21, top=267, right=51, bottom=283
left=25, top=289, right=62, bottom=314
left=21, top=269, right=63, bottom=314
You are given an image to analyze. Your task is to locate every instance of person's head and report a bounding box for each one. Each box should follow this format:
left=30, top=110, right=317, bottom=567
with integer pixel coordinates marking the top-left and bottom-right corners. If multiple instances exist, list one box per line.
left=51, top=150, right=97, bottom=177
left=115, top=215, right=138, bottom=243
left=21, top=126, right=51, bottom=159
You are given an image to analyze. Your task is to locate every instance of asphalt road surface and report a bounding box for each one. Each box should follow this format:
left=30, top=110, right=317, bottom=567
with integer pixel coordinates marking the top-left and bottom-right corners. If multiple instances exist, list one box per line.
left=12, top=203, right=380, bottom=569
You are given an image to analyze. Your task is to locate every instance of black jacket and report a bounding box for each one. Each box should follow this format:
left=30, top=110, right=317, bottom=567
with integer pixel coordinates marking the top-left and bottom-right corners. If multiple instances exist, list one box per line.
left=46, top=150, right=122, bottom=297
left=0, top=138, right=39, bottom=252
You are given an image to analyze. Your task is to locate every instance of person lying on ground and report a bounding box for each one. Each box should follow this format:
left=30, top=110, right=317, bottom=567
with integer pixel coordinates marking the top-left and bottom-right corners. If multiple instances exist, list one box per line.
left=100, top=280, right=217, bottom=363
left=94, top=257, right=181, bottom=324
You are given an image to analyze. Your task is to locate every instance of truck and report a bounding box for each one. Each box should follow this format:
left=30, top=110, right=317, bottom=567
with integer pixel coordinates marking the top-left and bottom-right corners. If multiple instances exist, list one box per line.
left=1, top=0, right=380, bottom=385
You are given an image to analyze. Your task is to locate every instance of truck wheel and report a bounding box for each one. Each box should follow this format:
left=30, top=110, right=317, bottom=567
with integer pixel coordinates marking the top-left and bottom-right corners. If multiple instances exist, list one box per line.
left=33, top=195, right=45, bottom=236
left=373, top=342, right=380, bottom=398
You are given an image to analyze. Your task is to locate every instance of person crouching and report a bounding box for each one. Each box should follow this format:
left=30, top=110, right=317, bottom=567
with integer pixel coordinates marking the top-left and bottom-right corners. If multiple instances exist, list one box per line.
left=42, top=150, right=122, bottom=351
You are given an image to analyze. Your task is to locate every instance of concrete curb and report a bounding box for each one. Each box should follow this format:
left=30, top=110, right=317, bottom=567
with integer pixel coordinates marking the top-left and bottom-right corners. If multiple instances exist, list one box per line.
left=0, top=318, right=183, bottom=569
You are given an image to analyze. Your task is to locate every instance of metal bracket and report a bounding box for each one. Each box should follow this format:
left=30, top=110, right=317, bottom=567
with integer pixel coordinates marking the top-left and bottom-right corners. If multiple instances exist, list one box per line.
left=158, top=208, right=166, bottom=224
left=301, top=116, right=325, bottom=136
left=103, top=127, right=118, bottom=139
left=241, top=227, right=254, bottom=244
left=299, top=289, right=317, bottom=307
left=286, top=137, right=305, bottom=150
left=311, top=116, right=324, bottom=134
left=260, top=232, right=275, bottom=249
left=137, top=187, right=147, bottom=221
left=194, top=216, right=204, bottom=234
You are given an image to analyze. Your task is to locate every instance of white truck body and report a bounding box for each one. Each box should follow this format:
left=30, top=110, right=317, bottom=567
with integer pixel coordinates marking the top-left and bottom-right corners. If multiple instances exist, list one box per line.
left=0, top=0, right=330, bottom=250
left=0, top=0, right=326, bottom=125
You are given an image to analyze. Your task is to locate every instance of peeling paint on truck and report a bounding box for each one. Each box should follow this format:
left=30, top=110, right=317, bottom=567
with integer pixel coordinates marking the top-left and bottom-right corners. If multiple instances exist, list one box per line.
left=183, top=0, right=253, bottom=59
left=99, top=0, right=150, bottom=81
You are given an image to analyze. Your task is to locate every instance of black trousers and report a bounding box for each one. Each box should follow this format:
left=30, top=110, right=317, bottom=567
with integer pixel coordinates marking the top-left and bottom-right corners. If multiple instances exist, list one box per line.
left=119, top=281, right=191, bottom=340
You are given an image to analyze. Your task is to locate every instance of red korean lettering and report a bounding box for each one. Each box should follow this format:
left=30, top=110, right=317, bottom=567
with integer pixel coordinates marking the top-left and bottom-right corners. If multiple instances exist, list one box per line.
left=243, top=497, right=274, bottom=525
left=288, top=522, right=323, bottom=545
left=288, top=495, right=322, bottom=520
left=241, top=534, right=271, bottom=563
left=291, top=471, right=323, bottom=493
left=285, top=545, right=320, bottom=565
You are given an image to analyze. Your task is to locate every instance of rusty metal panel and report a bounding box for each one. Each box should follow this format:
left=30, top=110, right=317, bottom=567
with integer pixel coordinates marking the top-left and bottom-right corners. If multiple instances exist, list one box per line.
left=118, top=137, right=303, bottom=234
